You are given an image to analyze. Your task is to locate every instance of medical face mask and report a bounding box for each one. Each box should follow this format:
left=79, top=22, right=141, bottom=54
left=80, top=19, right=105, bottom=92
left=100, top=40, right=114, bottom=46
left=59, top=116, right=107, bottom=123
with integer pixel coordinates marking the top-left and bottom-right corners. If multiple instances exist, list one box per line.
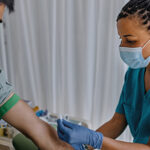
left=119, top=40, right=150, bottom=69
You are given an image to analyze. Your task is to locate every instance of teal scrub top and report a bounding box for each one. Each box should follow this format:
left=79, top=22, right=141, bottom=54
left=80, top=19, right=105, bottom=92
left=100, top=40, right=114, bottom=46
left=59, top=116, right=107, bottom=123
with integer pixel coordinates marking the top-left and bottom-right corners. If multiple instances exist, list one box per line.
left=116, top=67, right=150, bottom=144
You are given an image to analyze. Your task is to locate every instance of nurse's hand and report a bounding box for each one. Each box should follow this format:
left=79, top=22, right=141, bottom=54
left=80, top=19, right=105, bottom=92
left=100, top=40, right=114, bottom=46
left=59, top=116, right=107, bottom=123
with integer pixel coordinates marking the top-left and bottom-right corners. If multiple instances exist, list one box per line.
left=57, top=119, right=103, bottom=149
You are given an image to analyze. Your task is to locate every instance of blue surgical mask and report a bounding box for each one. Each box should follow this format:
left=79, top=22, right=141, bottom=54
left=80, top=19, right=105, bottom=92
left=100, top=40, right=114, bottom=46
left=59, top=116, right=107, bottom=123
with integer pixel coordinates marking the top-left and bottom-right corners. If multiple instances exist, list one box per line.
left=119, top=40, right=150, bottom=69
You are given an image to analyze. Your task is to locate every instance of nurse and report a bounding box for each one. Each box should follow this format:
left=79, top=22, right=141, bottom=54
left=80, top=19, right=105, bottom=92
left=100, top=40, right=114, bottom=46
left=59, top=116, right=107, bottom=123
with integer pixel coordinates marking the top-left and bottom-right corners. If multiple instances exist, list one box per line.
left=57, top=0, right=150, bottom=149
left=0, top=1, right=73, bottom=150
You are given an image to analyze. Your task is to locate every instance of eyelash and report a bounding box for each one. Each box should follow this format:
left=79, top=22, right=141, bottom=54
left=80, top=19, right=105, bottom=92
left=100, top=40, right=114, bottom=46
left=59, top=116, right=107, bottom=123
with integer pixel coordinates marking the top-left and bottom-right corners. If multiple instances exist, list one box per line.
left=126, top=40, right=137, bottom=44
left=119, top=38, right=137, bottom=44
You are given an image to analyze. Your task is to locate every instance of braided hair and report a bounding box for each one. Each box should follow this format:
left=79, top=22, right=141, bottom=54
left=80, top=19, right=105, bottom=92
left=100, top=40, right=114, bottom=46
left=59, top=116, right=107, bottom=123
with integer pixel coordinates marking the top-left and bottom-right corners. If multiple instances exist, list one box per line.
left=0, top=0, right=14, bottom=13
left=117, top=0, right=150, bottom=31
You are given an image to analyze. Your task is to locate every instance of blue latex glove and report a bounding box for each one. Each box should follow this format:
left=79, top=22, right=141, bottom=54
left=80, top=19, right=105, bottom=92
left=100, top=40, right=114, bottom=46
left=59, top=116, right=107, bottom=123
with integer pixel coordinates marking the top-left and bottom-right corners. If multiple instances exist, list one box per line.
left=57, top=119, right=103, bottom=149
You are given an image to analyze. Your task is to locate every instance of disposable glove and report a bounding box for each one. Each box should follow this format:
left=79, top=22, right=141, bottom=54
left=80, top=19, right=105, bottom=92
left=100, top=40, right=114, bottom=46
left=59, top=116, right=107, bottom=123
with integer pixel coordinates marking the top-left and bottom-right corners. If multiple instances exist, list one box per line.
left=57, top=119, right=103, bottom=149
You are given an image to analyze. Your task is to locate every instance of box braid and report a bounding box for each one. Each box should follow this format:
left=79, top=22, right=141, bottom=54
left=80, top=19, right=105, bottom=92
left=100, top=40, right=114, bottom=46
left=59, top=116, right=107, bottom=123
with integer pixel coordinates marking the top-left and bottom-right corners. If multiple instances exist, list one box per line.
left=0, top=0, right=14, bottom=13
left=117, top=0, right=150, bottom=31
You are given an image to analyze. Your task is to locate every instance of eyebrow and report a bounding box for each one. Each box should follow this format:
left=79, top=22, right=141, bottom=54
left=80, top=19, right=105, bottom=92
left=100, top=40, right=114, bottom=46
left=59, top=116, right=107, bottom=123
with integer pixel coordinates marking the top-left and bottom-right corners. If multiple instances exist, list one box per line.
left=123, top=34, right=134, bottom=37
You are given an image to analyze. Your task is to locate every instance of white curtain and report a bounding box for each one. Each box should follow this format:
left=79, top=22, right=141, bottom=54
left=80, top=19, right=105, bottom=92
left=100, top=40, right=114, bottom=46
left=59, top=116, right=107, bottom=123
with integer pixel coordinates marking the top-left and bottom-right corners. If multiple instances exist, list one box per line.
left=1, top=0, right=132, bottom=142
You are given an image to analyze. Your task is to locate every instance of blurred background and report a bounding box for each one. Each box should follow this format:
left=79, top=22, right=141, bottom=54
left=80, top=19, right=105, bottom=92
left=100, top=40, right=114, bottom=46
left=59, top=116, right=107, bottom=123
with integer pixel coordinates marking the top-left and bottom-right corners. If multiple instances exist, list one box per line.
left=0, top=0, right=132, bottom=143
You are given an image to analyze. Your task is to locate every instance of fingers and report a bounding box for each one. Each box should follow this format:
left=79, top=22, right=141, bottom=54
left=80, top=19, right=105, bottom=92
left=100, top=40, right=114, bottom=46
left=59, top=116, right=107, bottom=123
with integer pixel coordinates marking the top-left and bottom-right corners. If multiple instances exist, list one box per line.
left=57, top=119, right=72, bottom=143
left=57, top=119, right=70, bottom=133
left=62, top=119, right=75, bottom=129
left=57, top=127, right=67, bottom=142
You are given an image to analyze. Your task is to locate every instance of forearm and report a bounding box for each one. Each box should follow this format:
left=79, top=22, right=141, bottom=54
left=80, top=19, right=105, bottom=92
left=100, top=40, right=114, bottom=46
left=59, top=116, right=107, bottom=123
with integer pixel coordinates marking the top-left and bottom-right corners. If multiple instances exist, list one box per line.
left=88, top=113, right=127, bottom=150
left=96, top=113, right=127, bottom=139
left=2, top=100, right=73, bottom=150
left=96, top=119, right=126, bottom=139
left=88, top=120, right=122, bottom=150
left=24, top=118, right=64, bottom=150
left=102, top=137, right=150, bottom=150
left=26, top=118, right=73, bottom=150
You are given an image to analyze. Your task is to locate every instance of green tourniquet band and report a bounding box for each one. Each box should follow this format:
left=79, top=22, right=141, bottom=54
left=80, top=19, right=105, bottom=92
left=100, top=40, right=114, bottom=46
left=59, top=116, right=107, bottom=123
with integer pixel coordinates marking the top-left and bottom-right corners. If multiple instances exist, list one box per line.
left=0, top=94, right=20, bottom=119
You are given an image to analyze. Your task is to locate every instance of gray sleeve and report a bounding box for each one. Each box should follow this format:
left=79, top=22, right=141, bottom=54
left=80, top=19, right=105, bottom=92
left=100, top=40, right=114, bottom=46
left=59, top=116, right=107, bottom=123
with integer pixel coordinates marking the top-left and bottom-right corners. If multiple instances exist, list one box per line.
left=0, top=70, right=14, bottom=105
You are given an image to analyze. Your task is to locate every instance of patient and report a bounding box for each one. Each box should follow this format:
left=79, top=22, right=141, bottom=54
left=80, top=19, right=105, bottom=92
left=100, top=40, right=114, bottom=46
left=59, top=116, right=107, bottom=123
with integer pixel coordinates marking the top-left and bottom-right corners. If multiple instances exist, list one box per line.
left=0, top=1, right=73, bottom=150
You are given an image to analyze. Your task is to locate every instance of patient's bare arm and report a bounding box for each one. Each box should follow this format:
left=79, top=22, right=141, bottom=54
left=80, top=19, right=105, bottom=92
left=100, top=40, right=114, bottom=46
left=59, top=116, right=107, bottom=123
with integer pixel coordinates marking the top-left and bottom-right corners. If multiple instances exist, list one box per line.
left=2, top=100, right=73, bottom=150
